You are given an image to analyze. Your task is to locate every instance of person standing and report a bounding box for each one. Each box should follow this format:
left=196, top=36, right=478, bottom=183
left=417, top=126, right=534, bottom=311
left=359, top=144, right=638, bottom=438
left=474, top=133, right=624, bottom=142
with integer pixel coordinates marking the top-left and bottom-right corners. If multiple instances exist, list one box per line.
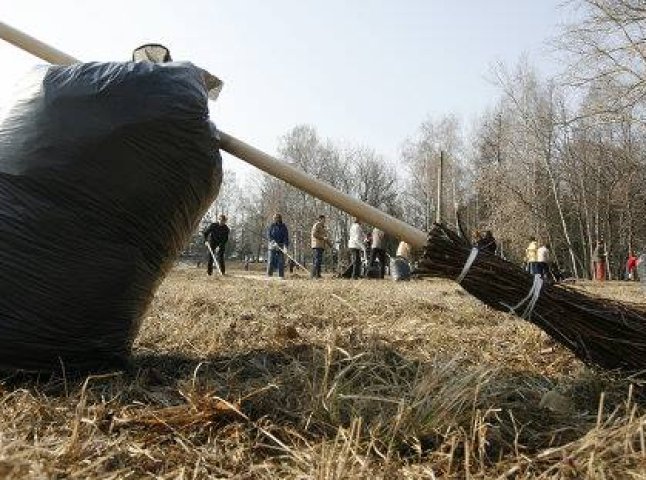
left=592, top=239, right=607, bottom=281
left=348, top=218, right=365, bottom=279
left=310, top=214, right=329, bottom=279
left=626, top=251, right=638, bottom=281
left=363, top=231, right=373, bottom=274
left=391, top=241, right=412, bottom=281
left=476, top=230, right=497, bottom=255
left=267, top=213, right=289, bottom=278
left=471, top=230, right=482, bottom=247
left=525, top=236, right=538, bottom=275
left=396, top=241, right=412, bottom=260
left=637, top=252, right=646, bottom=286
left=536, top=242, right=551, bottom=280
left=370, top=227, right=387, bottom=279
left=203, top=214, right=230, bottom=275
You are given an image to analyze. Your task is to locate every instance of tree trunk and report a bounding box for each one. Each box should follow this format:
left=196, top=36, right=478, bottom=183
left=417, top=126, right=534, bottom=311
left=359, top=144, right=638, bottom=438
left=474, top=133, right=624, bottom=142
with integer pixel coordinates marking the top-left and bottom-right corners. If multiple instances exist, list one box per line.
left=543, top=128, right=579, bottom=278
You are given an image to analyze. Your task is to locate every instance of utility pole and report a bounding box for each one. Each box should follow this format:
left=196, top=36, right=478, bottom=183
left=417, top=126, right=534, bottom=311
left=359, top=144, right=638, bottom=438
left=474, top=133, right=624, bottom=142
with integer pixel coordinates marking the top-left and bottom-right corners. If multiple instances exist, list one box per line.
left=425, top=154, right=432, bottom=231
left=435, top=150, right=444, bottom=224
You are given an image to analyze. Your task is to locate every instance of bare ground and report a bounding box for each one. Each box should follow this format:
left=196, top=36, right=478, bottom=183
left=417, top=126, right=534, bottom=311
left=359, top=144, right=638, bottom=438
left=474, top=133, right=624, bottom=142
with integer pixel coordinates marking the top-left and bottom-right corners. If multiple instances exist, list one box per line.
left=1, top=267, right=645, bottom=478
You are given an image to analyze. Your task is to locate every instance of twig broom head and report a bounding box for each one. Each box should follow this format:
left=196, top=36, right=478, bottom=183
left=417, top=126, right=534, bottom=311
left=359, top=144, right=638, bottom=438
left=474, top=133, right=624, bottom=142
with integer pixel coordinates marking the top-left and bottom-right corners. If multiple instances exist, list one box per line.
left=416, top=223, right=646, bottom=375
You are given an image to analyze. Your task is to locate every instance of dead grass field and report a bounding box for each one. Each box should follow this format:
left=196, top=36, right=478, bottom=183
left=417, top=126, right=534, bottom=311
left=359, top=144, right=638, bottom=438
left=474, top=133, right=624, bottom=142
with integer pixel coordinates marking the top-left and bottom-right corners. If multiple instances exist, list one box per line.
left=1, top=268, right=646, bottom=478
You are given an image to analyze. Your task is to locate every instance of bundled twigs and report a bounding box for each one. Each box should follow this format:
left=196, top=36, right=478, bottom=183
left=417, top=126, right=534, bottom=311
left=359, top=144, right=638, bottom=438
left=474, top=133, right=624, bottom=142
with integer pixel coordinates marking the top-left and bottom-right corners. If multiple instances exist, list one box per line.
left=416, top=223, right=646, bottom=374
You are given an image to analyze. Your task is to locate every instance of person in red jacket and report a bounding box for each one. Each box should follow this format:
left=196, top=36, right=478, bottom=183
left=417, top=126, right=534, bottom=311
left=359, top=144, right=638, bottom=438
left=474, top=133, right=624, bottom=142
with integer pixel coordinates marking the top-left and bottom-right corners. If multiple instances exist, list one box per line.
left=626, top=252, right=638, bottom=281
left=592, top=239, right=607, bottom=281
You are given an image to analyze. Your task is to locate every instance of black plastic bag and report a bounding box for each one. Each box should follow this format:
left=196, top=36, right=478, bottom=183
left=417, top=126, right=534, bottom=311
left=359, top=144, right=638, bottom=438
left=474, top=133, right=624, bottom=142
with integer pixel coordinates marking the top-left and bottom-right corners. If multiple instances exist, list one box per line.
left=0, top=61, right=222, bottom=371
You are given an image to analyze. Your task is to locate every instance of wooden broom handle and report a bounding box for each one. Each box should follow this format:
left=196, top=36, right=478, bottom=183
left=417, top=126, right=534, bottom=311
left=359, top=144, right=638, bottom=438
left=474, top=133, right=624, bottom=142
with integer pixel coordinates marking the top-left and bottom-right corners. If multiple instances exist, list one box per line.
left=0, top=21, right=428, bottom=248
left=0, top=21, right=78, bottom=65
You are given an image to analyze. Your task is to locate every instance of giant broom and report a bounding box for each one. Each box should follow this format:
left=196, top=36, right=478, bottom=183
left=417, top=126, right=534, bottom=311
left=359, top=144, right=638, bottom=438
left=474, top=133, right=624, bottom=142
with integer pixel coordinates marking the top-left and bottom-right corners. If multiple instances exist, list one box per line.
left=2, top=21, right=645, bottom=374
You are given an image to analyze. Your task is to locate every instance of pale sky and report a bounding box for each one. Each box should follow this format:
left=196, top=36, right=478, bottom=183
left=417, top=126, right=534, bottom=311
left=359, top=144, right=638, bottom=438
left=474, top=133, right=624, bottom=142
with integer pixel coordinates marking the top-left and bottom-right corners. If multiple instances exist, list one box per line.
left=1, top=0, right=573, bottom=177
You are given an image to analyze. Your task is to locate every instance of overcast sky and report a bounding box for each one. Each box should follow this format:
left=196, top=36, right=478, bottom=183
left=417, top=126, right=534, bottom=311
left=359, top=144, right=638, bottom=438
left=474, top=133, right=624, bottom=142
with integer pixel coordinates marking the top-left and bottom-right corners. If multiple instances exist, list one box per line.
left=0, top=0, right=574, bottom=177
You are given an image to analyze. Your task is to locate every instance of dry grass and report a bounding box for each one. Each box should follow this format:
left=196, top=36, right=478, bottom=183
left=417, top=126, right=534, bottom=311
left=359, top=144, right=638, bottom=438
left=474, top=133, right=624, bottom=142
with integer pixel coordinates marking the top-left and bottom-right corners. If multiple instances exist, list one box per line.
left=1, top=267, right=646, bottom=478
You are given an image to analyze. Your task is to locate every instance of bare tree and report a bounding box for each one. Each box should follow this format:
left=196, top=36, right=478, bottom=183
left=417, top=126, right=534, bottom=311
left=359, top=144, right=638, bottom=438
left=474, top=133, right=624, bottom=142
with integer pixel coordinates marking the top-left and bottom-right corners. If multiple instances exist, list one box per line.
left=345, top=146, right=398, bottom=212
left=559, top=0, right=646, bottom=117
left=401, top=115, right=466, bottom=231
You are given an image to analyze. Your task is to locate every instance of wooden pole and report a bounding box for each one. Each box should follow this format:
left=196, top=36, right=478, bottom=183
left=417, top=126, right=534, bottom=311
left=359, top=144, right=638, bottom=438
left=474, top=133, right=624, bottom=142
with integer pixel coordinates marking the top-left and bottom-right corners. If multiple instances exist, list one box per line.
left=0, top=21, right=429, bottom=249
left=0, top=21, right=77, bottom=65
left=435, top=150, right=444, bottom=224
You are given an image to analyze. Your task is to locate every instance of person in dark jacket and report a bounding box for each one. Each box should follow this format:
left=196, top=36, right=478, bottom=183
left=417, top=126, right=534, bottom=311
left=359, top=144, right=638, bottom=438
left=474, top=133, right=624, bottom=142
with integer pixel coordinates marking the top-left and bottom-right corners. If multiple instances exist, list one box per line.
left=476, top=230, right=497, bottom=255
left=267, top=213, right=289, bottom=278
left=369, top=227, right=387, bottom=279
left=203, top=214, right=230, bottom=275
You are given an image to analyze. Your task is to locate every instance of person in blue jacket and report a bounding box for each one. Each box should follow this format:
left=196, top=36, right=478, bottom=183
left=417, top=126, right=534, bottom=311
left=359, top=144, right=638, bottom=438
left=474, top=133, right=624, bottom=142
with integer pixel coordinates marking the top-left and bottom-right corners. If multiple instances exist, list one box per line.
left=267, top=213, right=289, bottom=278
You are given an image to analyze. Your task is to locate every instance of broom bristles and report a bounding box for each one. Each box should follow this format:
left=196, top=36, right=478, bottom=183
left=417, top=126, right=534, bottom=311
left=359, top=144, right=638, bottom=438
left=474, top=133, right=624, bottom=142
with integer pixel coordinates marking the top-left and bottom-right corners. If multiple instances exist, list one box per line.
left=415, top=223, right=646, bottom=374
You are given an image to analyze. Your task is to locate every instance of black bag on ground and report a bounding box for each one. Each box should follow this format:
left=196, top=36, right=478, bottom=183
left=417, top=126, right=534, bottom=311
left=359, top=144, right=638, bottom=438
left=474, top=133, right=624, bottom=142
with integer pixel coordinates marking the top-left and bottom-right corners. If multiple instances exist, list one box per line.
left=365, top=264, right=381, bottom=279
left=341, top=264, right=354, bottom=278
left=0, top=61, right=222, bottom=371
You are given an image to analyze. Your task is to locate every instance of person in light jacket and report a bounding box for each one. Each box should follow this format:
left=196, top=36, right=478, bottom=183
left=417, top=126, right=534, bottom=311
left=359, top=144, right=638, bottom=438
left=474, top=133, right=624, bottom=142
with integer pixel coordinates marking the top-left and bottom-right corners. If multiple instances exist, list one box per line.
left=536, top=242, right=551, bottom=280
left=310, top=215, right=329, bottom=278
left=370, top=227, right=387, bottom=279
left=525, top=236, right=538, bottom=275
left=347, top=218, right=365, bottom=279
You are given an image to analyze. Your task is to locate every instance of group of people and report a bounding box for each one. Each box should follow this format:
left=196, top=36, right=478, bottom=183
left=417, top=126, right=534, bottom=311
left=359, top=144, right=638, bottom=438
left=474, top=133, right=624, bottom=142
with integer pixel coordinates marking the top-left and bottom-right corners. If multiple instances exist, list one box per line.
left=264, top=213, right=331, bottom=279
left=567, top=238, right=635, bottom=282
left=524, top=237, right=552, bottom=279
left=471, top=230, right=561, bottom=281
left=602, top=243, right=642, bottom=282
left=203, top=213, right=393, bottom=280
left=265, top=213, right=334, bottom=279
left=204, top=216, right=640, bottom=284
left=593, top=241, right=646, bottom=282
left=525, top=236, right=640, bottom=283
left=470, top=229, right=627, bottom=283
left=267, top=214, right=389, bottom=280
left=348, top=218, right=387, bottom=279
